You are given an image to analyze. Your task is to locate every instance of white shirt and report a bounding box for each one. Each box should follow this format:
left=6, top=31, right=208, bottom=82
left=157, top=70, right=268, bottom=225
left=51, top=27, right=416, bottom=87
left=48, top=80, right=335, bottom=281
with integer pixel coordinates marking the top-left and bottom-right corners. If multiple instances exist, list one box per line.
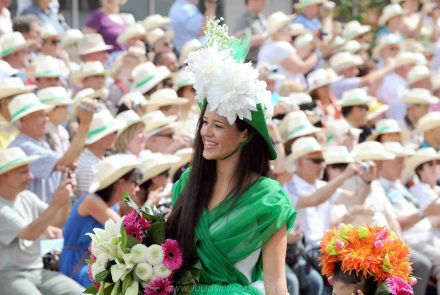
left=46, top=121, right=70, bottom=154
left=376, top=71, right=408, bottom=121
left=76, top=148, right=101, bottom=195
left=284, top=174, right=340, bottom=250
left=410, top=182, right=440, bottom=210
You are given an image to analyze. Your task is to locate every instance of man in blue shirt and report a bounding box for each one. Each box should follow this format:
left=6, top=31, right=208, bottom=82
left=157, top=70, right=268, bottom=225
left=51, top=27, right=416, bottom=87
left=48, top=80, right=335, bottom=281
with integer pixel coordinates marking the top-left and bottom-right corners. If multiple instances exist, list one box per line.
left=20, top=0, right=67, bottom=33
left=293, top=0, right=323, bottom=33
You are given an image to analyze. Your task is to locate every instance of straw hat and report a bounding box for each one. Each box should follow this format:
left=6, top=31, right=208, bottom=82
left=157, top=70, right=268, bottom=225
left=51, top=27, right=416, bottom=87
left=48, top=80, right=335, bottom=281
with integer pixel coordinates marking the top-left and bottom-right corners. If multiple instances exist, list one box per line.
left=0, top=147, right=40, bottom=175
left=115, top=110, right=143, bottom=135
left=407, top=65, right=430, bottom=86
left=394, top=51, right=420, bottom=68
left=323, top=146, right=354, bottom=165
left=0, top=60, right=19, bottom=79
left=8, top=93, right=52, bottom=122
left=40, top=24, right=58, bottom=39
left=141, top=110, right=177, bottom=135
left=289, top=23, right=309, bottom=37
left=173, top=70, right=195, bottom=90
left=401, top=88, right=439, bottom=105
left=330, top=51, right=363, bottom=73
left=294, top=33, right=314, bottom=50
left=278, top=111, right=321, bottom=143
left=32, top=55, right=65, bottom=78
left=131, top=62, right=171, bottom=94
left=372, top=33, right=401, bottom=60
left=339, top=88, right=375, bottom=107
left=77, top=33, right=113, bottom=56
left=367, top=101, right=389, bottom=121
left=147, top=88, right=188, bottom=110
left=37, top=87, right=72, bottom=107
left=137, top=153, right=181, bottom=184
left=146, top=28, right=173, bottom=46
left=342, top=20, right=371, bottom=41
left=326, top=36, right=347, bottom=54
left=266, top=12, right=296, bottom=36
left=86, top=110, right=125, bottom=145
left=294, top=0, right=326, bottom=9
left=72, top=61, right=107, bottom=87
left=281, top=92, right=313, bottom=106
left=379, top=3, right=404, bottom=26
left=143, top=14, right=171, bottom=31
left=61, top=29, right=84, bottom=48
left=415, top=111, right=440, bottom=132
left=325, top=119, right=362, bottom=143
left=307, top=68, right=340, bottom=92
left=118, top=92, right=148, bottom=110
left=169, top=148, right=193, bottom=177
left=117, top=23, right=146, bottom=45
left=405, top=147, right=440, bottom=173
left=353, top=141, right=395, bottom=161
left=0, top=77, right=35, bottom=99
left=286, top=136, right=323, bottom=168
left=179, top=39, right=203, bottom=64
left=0, top=32, right=33, bottom=58
left=89, top=154, right=138, bottom=193
left=339, top=40, right=362, bottom=55
left=382, top=142, right=414, bottom=158
left=72, top=88, right=109, bottom=110
left=368, top=119, right=409, bottom=141
left=432, top=71, right=440, bottom=91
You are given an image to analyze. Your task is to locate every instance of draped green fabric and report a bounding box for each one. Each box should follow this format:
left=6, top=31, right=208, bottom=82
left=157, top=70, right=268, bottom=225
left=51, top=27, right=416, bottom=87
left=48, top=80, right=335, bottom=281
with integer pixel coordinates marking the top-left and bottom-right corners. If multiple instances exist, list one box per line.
left=172, top=170, right=297, bottom=294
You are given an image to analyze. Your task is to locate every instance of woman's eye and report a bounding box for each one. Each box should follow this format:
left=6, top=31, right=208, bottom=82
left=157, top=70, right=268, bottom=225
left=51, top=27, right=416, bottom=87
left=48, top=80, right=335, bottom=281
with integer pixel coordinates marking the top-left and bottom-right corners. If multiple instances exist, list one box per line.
left=214, top=124, right=223, bottom=129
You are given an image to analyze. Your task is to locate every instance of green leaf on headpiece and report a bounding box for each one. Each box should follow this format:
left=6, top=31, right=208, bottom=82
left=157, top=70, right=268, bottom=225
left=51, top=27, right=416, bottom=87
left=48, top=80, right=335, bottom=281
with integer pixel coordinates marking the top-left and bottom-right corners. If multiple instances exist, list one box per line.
left=326, top=239, right=338, bottom=256
left=337, top=224, right=353, bottom=241
left=382, top=253, right=393, bottom=273
left=374, top=283, right=391, bottom=295
left=357, top=226, right=369, bottom=238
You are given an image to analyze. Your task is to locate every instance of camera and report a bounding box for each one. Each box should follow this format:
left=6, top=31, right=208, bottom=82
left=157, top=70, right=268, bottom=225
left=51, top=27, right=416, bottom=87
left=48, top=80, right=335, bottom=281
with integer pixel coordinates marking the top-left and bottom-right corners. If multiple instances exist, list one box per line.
left=360, top=162, right=371, bottom=173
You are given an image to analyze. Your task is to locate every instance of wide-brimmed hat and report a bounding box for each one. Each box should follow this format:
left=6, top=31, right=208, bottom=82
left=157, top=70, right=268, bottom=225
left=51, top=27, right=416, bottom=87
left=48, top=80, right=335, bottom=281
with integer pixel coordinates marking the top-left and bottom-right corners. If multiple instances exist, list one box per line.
left=117, top=23, right=146, bottom=45
left=72, top=61, right=107, bottom=87
left=407, top=65, right=430, bottom=86
left=143, top=14, right=171, bottom=31
left=86, top=110, right=125, bottom=145
left=286, top=136, right=323, bottom=168
left=405, top=147, right=440, bottom=173
left=367, top=100, right=389, bottom=121
left=72, top=88, right=109, bottom=111
left=131, top=62, right=170, bottom=94
left=89, top=154, right=138, bottom=193
left=77, top=33, right=113, bottom=56
left=278, top=111, right=321, bottom=143
left=137, top=153, right=181, bottom=184
left=0, top=60, right=19, bottom=79
left=289, top=23, right=309, bottom=37
left=368, top=118, right=409, bottom=141
left=325, top=119, right=362, bottom=143
left=115, top=110, right=144, bottom=135
left=118, top=92, right=148, bottom=110
left=382, top=142, right=414, bottom=158
left=266, top=12, right=296, bottom=36
left=141, top=110, right=177, bottom=135
left=323, top=146, right=354, bottom=165
left=353, top=141, right=395, bottom=161
left=0, top=77, right=35, bottom=99
left=326, top=36, right=347, bottom=54
left=61, top=29, right=84, bottom=48
left=169, top=148, right=193, bottom=177
left=0, top=32, right=33, bottom=58
left=173, top=70, right=195, bottom=90
left=0, top=147, right=40, bottom=175
left=394, top=51, right=420, bottom=68
left=8, top=93, right=52, bottom=122
left=147, top=88, right=188, bottom=111
left=179, top=39, right=203, bottom=64
left=146, top=28, right=173, bottom=46
left=342, top=20, right=371, bottom=40
left=372, top=33, right=401, bottom=60
left=40, top=24, right=58, bottom=39
left=37, top=87, right=72, bottom=108
left=401, top=88, right=439, bottom=105
left=294, top=33, right=314, bottom=50
left=307, top=68, right=341, bottom=92
left=32, top=55, right=65, bottom=78
left=294, top=0, right=326, bottom=9
left=379, top=3, right=404, bottom=26
left=339, top=40, right=362, bottom=55
left=339, top=88, right=375, bottom=107
left=415, top=112, right=440, bottom=132
left=330, top=51, right=363, bottom=73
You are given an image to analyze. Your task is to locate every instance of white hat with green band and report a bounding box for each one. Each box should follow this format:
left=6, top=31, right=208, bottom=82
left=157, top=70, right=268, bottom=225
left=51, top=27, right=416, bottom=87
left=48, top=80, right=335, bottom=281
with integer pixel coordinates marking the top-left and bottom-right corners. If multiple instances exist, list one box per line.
left=115, top=110, right=144, bottom=135
left=32, top=55, right=65, bottom=78
left=278, top=111, right=321, bottom=143
left=147, top=88, right=188, bottom=111
left=339, top=88, right=375, bottom=107
left=37, top=87, right=73, bottom=108
left=172, top=70, right=195, bottom=90
left=0, top=77, right=36, bottom=99
left=0, top=32, right=33, bottom=58
left=286, top=136, right=323, bottom=170
left=86, top=110, right=125, bottom=145
left=294, top=0, right=326, bottom=9
left=131, top=62, right=170, bottom=95
left=8, top=93, right=52, bottom=122
left=0, top=147, right=40, bottom=175
left=72, top=61, right=107, bottom=87
left=368, top=118, right=409, bottom=141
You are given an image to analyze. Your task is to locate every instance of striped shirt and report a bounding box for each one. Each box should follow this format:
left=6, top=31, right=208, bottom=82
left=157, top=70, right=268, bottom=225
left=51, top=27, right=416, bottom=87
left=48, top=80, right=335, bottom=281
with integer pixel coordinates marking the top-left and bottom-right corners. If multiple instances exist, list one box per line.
left=76, top=148, right=101, bottom=196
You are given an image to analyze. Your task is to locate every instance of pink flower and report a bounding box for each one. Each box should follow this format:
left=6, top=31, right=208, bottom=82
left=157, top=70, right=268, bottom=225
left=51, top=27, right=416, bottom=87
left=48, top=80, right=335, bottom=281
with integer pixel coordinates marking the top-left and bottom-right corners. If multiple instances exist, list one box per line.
left=87, top=264, right=100, bottom=291
left=327, top=276, right=333, bottom=286
left=376, top=230, right=389, bottom=241
left=144, top=278, right=174, bottom=295
left=336, top=241, right=345, bottom=249
left=162, top=239, right=183, bottom=271
left=410, top=277, right=417, bottom=286
left=123, top=210, right=151, bottom=241
left=374, top=240, right=384, bottom=249
left=385, top=276, right=413, bottom=295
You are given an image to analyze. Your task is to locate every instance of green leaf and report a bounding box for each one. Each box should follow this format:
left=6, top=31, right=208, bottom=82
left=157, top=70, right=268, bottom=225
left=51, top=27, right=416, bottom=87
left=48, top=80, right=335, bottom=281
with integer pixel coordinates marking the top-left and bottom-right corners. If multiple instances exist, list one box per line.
left=150, top=221, right=166, bottom=244
left=85, top=258, right=93, bottom=266
left=143, top=203, right=163, bottom=218
left=83, top=285, right=98, bottom=294
left=95, top=270, right=111, bottom=283
left=122, top=192, right=140, bottom=212
left=120, top=226, right=128, bottom=253
left=374, top=282, right=390, bottom=295
left=110, top=281, right=120, bottom=295
left=175, top=270, right=197, bottom=285
left=121, top=272, right=133, bottom=294
left=103, top=284, right=115, bottom=295
left=126, top=234, right=140, bottom=248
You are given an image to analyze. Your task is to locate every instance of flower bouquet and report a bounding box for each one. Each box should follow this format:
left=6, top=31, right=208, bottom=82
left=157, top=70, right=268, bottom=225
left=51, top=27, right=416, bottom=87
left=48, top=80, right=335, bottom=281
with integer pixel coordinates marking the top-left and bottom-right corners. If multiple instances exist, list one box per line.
left=84, top=193, right=199, bottom=295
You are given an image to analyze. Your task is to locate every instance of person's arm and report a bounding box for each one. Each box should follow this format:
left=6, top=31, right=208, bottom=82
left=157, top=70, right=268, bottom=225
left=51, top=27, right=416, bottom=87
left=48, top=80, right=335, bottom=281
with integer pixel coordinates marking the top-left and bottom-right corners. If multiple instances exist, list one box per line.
left=267, top=122, right=286, bottom=174
left=78, top=195, right=120, bottom=224
left=360, top=60, right=395, bottom=88
left=397, top=200, right=440, bottom=230
left=263, top=225, right=289, bottom=295
left=281, top=52, right=319, bottom=74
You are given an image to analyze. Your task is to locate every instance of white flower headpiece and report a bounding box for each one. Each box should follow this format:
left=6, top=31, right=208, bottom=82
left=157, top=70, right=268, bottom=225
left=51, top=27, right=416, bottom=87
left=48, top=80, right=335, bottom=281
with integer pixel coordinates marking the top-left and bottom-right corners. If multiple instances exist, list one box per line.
left=185, top=19, right=273, bottom=125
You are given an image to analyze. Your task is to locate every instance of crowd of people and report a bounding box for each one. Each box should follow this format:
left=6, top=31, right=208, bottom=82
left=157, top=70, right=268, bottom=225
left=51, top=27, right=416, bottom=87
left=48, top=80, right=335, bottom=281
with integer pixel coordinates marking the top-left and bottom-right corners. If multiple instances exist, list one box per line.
left=0, top=0, right=440, bottom=294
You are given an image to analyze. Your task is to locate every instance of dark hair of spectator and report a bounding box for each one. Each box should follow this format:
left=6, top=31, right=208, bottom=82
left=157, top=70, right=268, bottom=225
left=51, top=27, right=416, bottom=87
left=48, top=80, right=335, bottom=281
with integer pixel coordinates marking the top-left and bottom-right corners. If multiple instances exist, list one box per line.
left=12, top=15, right=39, bottom=33
left=341, top=106, right=354, bottom=118
left=333, top=262, right=377, bottom=295
left=94, top=169, right=136, bottom=204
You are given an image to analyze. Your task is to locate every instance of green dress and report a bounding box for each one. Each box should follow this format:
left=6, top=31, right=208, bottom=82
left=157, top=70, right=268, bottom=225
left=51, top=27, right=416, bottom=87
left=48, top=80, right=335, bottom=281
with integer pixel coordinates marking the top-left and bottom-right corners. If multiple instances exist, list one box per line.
left=172, top=170, right=297, bottom=294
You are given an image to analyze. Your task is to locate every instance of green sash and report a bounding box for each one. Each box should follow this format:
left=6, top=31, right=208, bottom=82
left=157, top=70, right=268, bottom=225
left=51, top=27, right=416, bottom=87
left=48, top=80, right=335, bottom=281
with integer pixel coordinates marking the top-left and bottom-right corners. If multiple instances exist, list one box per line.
left=172, top=170, right=296, bottom=294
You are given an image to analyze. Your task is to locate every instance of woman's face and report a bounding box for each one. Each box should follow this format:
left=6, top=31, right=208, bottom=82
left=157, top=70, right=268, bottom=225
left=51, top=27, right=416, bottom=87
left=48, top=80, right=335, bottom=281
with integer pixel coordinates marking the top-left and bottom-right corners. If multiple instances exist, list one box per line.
left=418, top=161, right=439, bottom=186
left=332, top=280, right=364, bottom=295
left=200, top=109, right=247, bottom=160
left=127, top=126, right=146, bottom=156
left=49, top=106, right=69, bottom=125
left=101, top=0, right=122, bottom=9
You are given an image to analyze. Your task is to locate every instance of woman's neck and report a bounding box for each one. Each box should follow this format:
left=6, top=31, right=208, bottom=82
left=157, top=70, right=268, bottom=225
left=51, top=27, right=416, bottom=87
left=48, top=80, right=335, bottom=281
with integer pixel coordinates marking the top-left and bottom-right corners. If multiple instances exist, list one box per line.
left=102, top=5, right=119, bottom=15
left=215, top=152, right=240, bottom=184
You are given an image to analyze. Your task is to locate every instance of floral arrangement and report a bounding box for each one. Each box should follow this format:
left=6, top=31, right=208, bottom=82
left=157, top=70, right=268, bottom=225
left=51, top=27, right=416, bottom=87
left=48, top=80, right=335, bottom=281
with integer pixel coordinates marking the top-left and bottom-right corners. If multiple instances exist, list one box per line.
left=320, top=224, right=415, bottom=295
left=185, top=19, right=273, bottom=125
left=84, top=194, right=197, bottom=295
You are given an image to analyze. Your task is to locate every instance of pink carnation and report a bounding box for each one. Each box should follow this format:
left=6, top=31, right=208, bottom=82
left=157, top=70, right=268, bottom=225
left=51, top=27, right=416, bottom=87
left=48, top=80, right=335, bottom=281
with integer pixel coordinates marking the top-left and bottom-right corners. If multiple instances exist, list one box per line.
left=144, top=278, right=174, bottom=295
left=87, top=264, right=100, bottom=291
left=336, top=241, right=345, bottom=249
left=162, top=239, right=183, bottom=271
left=374, top=240, right=384, bottom=249
left=385, top=276, right=413, bottom=295
left=376, top=230, right=389, bottom=241
left=123, top=210, right=151, bottom=241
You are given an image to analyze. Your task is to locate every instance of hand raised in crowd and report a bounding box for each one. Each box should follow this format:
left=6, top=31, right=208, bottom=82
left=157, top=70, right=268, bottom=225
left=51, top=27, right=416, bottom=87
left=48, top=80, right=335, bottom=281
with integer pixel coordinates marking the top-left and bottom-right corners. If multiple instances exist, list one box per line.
left=75, top=98, right=96, bottom=126
left=166, top=134, right=192, bottom=153
left=344, top=205, right=375, bottom=226
left=51, top=179, right=74, bottom=208
left=423, top=199, right=440, bottom=217
left=356, top=161, right=377, bottom=184
left=44, top=225, right=64, bottom=239
left=341, top=163, right=358, bottom=179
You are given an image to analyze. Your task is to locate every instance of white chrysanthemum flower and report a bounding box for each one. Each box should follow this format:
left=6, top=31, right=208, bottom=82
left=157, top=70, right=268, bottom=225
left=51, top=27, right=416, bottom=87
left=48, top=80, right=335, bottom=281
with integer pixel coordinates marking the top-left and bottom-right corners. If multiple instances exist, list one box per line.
left=145, top=245, right=164, bottom=266
left=153, top=264, right=172, bottom=279
left=134, top=262, right=154, bottom=282
left=91, top=262, right=106, bottom=278
left=130, top=244, right=149, bottom=264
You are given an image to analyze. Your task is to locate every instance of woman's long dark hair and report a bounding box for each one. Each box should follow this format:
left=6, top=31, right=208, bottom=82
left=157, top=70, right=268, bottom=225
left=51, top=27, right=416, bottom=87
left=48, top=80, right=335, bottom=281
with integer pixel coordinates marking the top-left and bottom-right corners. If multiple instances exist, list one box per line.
left=167, top=109, right=271, bottom=269
left=95, top=169, right=137, bottom=204
left=333, top=263, right=377, bottom=295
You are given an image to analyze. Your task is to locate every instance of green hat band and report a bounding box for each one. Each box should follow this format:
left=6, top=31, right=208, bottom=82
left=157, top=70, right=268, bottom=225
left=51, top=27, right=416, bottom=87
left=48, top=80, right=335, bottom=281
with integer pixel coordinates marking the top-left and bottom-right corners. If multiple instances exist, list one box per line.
left=0, top=157, right=30, bottom=172
left=36, top=69, right=61, bottom=77
left=175, top=78, right=194, bottom=89
left=11, top=101, right=44, bottom=121
left=40, top=97, right=68, bottom=104
left=287, top=124, right=310, bottom=137
left=133, top=73, right=156, bottom=91
left=1, top=44, right=25, bottom=57
left=377, top=126, right=400, bottom=134
left=87, top=124, right=114, bottom=140
left=345, top=97, right=370, bottom=105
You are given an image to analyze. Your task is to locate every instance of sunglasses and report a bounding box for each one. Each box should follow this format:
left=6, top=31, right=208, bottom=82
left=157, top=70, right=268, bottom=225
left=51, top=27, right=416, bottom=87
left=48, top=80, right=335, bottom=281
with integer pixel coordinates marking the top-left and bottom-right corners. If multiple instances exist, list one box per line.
left=45, top=39, right=61, bottom=45
left=304, top=157, right=325, bottom=165
left=153, top=133, right=174, bottom=139
left=327, top=163, right=348, bottom=170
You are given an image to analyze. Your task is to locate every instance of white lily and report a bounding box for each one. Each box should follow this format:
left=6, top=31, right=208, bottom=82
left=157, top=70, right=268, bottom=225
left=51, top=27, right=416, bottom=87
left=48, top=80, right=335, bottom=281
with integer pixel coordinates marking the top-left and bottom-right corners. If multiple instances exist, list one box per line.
left=91, top=262, right=106, bottom=278
left=125, top=281, right=139, bottom=295
left=110, top=263, right=132, bottom=282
